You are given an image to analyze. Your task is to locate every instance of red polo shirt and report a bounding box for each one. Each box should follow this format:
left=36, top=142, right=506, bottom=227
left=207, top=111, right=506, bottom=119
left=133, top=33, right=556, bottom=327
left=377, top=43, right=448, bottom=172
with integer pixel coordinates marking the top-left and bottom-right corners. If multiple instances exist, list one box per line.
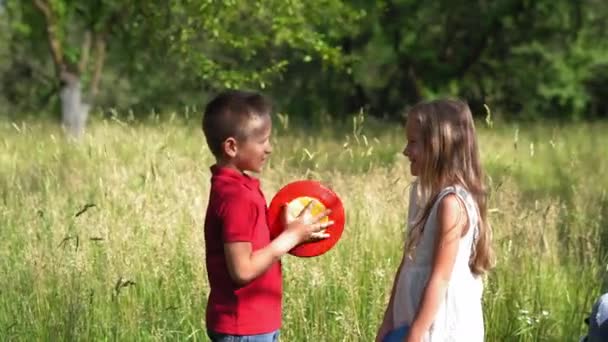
left=204, top=165, right=282, bottom=335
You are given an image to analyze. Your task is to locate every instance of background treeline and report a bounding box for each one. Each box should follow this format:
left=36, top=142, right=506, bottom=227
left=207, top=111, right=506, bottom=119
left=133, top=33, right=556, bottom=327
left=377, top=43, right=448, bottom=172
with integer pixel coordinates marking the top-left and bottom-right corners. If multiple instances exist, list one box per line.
left=1, top=0, right=607, bottom=122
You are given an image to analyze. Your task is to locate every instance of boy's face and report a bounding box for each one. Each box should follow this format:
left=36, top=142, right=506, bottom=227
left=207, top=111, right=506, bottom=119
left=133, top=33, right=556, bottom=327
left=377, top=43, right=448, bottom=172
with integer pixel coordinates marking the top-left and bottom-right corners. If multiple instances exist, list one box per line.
left=232, top=115, right=273, bottom=173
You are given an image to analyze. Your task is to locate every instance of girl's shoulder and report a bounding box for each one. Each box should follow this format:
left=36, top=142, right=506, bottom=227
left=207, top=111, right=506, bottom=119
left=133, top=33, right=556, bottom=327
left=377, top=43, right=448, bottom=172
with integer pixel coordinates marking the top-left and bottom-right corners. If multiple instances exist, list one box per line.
left=409, top=182, right=470, bottom=214
left=438, top=184, right=475, bottom=205
left=437, top=184, right=479, bottom=221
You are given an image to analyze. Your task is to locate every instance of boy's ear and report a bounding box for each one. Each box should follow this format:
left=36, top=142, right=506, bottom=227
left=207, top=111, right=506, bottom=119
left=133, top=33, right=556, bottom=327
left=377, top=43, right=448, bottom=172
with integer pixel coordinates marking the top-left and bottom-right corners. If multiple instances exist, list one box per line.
left=222, top=137, right=238, bottom=158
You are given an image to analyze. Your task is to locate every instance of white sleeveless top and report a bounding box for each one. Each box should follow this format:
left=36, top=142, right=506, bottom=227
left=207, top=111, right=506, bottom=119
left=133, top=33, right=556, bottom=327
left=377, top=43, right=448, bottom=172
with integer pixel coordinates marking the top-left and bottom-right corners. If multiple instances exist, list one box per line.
left=392, top=184, right=484, bottom=341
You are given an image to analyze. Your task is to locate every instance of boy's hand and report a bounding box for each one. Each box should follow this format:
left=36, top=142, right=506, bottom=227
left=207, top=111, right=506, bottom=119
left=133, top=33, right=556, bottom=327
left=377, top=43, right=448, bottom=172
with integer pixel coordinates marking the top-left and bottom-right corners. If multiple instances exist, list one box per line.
left=281, top=200, right=333, bottom=243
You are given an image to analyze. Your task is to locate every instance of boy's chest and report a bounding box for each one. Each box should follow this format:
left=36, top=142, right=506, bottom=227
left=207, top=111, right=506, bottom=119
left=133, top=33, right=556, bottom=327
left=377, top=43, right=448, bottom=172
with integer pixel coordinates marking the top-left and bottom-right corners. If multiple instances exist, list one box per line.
left=249, top=202, right=271, bottom=250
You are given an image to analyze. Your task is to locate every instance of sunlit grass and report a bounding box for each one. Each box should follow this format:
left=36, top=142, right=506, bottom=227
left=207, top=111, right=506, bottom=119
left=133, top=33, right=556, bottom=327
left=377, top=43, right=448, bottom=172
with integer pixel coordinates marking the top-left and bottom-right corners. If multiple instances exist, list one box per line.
left=0, top=116, right=606, bottom=341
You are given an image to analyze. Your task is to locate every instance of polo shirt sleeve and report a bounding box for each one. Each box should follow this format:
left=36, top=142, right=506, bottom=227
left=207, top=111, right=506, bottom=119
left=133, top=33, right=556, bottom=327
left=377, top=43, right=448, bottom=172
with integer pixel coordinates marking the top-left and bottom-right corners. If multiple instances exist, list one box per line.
left=218, top=195, right=258, bottom=243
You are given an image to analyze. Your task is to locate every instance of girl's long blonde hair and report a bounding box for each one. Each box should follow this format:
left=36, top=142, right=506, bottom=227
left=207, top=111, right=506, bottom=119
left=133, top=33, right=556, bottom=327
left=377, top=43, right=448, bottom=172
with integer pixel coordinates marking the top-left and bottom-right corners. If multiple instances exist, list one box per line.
left=404, top=99, right=494, bottom=275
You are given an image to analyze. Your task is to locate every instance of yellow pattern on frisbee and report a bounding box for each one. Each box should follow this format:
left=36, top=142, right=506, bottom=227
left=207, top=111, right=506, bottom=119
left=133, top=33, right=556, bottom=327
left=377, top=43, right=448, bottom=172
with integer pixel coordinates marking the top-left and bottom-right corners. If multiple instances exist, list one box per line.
left=286, top=196, right=329, bottom=224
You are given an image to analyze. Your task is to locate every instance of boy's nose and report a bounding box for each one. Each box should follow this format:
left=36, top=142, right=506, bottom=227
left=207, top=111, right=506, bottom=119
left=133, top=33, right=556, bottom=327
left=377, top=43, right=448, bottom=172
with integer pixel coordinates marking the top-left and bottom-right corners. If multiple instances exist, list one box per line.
left=402, top=146, right=408, bottom=157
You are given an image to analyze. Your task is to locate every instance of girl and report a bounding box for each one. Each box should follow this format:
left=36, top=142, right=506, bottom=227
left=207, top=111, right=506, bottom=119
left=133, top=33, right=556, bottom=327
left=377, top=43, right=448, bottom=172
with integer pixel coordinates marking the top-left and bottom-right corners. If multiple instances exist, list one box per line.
left=376, top=99, right=494, bottom=342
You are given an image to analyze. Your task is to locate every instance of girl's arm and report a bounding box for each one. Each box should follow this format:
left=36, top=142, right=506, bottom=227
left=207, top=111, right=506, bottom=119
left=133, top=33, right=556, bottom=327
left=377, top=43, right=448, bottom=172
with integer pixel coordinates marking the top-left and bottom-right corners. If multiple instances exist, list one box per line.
left=378, top=183, right=418, bottom=342
left=406, top=194, right=466, bottom=342
left=376, top=254, right=406, bottom=342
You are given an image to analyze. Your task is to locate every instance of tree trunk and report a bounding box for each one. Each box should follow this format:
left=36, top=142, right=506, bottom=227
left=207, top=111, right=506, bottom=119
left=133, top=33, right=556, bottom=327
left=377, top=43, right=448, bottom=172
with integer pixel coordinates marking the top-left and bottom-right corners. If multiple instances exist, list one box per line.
left=60, top=71, right=89, bottom=138
left=34, top=0, right=90, bottom=138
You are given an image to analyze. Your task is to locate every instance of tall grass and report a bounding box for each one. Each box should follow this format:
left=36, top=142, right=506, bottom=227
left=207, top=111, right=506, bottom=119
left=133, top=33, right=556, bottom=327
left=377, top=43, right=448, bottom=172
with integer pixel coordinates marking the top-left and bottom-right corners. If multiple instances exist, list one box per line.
left=0, top=116, right=606, bottom=341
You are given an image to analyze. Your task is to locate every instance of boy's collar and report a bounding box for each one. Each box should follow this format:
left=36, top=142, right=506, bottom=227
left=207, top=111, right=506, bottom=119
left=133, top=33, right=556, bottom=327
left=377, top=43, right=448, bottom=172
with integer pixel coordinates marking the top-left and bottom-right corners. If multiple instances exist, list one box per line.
left=210, top=164, right=260, bottom=190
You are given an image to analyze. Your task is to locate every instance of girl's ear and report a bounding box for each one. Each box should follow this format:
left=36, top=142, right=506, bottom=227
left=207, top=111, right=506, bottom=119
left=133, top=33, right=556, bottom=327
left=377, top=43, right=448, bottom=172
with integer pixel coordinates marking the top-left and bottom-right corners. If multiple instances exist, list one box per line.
left=222, top=137, right=238, bottom=158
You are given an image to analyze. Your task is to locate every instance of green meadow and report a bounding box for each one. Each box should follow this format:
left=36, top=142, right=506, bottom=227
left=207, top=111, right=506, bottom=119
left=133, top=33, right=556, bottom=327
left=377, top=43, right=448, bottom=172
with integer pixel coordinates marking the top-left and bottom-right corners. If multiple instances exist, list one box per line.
left=1, top=115, right=606, bottom=341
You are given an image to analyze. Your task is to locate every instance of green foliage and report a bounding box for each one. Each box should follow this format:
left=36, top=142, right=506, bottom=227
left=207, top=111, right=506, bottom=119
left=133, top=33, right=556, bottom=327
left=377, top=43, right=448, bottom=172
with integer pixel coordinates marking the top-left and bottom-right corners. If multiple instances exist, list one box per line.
left=0, top=0, right=607, bottom=119
left=272, top=0, right=608, bottom=120
left=166, top=0, right=359, bottom=89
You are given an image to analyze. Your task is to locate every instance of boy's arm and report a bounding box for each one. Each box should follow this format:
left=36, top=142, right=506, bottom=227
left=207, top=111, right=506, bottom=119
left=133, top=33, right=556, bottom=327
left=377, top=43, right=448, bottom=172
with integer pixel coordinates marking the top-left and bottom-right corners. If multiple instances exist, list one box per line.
left=407, top=194, right=465, bottom=341
left=224, top=230, right=300, bottom=286
left=224, top=202, right=332, bottom=286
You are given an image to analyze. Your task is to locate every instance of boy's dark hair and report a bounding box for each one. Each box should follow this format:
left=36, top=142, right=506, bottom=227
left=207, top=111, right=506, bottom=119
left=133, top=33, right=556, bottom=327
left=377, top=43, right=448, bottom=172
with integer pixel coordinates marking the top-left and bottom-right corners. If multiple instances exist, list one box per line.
left=202, top=90, right=272, bottom=158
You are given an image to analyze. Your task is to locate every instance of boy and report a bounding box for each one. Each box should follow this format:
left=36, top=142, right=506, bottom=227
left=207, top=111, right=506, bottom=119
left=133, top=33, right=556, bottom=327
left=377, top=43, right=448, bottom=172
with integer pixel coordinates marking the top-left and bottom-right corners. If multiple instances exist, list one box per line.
left=201, top=90, right=332, bottom=342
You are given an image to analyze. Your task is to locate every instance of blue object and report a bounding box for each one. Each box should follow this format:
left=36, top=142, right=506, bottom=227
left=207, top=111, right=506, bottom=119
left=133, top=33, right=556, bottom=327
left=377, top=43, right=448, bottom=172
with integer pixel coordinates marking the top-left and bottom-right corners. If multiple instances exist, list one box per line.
left=383, top=325, right=409, bottom=342
left=585, top=293, right=608, bottom=342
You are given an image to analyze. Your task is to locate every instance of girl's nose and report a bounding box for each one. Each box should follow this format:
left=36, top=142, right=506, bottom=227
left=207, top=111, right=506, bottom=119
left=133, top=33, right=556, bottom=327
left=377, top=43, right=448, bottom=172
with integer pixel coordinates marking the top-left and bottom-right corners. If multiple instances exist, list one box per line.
left=402, top=146, right=408, bottom=157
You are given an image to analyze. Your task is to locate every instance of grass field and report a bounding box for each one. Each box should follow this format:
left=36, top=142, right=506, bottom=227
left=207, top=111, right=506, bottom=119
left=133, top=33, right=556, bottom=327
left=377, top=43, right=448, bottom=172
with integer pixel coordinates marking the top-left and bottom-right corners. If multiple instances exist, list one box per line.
left=1, top=114, right=607, bottom=341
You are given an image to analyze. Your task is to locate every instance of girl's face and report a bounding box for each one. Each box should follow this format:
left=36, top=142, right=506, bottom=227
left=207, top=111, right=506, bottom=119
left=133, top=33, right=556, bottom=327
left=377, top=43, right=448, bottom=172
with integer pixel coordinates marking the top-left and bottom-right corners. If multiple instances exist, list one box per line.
left=403, top=118, right=423, bottom=176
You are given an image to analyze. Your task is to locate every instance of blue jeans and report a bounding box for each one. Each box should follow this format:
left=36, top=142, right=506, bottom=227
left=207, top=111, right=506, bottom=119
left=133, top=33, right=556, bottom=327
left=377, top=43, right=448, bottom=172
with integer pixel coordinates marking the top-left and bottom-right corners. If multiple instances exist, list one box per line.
left=207, top=330, right=280, bottom=342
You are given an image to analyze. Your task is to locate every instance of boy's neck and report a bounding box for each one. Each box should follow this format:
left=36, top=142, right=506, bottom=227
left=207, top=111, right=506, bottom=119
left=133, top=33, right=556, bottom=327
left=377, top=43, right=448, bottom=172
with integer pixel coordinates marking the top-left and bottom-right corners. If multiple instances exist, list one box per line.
left=215, top=159, right=244, bottom=174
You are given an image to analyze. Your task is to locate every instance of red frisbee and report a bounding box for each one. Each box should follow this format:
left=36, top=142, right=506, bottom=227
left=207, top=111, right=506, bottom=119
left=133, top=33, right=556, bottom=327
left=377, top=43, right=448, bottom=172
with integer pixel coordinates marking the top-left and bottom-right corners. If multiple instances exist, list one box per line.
left=268, top=180, right=345, bottom=257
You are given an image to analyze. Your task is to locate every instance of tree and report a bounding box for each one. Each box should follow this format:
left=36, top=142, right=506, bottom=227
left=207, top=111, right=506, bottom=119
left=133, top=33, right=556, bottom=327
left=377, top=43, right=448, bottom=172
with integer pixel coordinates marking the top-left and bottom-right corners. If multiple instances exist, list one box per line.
left=27, top=0, right=128, bottom=136
left=3, top=0, right=357, bottom=131
left=273, top=0, right=608, bottom=120
left=2, top=0, right=606, bottom=122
